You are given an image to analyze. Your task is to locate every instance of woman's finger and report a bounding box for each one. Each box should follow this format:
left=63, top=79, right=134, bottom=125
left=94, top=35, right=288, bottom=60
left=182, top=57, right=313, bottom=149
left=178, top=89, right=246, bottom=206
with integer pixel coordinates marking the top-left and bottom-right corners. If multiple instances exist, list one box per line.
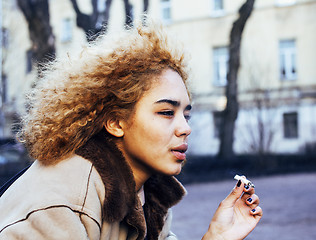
left=221, top=180, right=245, bottom=208
left=250, top=206, right=263, bottom=219
left=245, top=194, right=260, bottom=208
left=243, top=183, right=255, bottom=194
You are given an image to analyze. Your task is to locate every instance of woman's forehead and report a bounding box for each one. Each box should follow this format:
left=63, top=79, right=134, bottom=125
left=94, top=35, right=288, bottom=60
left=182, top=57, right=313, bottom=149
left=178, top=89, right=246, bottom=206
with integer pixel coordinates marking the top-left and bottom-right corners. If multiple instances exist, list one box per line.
left=140, top=70, right=190, bottom=105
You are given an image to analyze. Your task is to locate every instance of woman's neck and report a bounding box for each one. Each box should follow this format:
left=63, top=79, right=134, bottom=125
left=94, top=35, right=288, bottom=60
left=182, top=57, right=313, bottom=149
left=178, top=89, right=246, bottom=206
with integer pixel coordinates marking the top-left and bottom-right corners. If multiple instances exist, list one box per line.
left=123, top=154, right=153, bottom=191
left=115, top=140, right=151, bottom=191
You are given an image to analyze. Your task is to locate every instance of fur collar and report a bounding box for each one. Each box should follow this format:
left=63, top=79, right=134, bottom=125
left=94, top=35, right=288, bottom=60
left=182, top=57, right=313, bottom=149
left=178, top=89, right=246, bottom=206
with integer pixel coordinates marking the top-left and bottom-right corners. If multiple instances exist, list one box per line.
left=75, top=130, right=186, bottom=240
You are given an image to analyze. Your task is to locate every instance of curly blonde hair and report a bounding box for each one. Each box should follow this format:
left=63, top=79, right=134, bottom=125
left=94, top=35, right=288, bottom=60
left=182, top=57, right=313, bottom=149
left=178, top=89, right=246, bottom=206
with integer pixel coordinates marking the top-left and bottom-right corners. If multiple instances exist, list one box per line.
left=19, top=21, right=189, bottom=165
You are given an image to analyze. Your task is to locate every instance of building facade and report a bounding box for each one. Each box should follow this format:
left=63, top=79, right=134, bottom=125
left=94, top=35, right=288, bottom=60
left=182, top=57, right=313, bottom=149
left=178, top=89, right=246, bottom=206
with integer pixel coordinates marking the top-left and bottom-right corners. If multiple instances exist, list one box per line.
left=1, top=0, right=316, bottom=155
left=158, top=0, right=316, bottom=155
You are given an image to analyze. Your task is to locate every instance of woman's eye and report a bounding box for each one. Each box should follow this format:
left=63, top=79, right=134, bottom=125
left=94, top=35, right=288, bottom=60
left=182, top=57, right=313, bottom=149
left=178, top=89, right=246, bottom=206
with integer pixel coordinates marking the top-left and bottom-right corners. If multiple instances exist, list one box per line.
left=158, top=111, right=174, bottom=117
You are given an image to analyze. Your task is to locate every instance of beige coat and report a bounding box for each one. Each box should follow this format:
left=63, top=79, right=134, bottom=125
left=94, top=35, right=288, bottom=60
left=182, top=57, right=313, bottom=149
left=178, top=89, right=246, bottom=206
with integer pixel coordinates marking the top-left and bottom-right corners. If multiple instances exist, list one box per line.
left=0, top=131, right=186, bottom=240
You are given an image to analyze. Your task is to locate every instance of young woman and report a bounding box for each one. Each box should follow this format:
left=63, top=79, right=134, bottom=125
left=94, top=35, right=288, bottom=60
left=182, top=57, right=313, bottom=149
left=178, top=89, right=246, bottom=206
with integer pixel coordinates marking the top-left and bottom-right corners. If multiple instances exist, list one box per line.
left=0, top=22, right=262, bottom=240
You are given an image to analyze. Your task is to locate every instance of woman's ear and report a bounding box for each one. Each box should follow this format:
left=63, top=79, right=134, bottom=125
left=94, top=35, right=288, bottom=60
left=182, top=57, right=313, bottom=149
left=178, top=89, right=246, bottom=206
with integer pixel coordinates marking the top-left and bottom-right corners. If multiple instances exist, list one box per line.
left=104, top=118, right=124, bottom=137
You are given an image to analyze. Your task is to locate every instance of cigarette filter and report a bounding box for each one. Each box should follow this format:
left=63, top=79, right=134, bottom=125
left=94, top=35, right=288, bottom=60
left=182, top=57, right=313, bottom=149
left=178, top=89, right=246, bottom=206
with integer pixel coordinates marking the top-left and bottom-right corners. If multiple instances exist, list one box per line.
left=234, top=174, right=255, bottom=188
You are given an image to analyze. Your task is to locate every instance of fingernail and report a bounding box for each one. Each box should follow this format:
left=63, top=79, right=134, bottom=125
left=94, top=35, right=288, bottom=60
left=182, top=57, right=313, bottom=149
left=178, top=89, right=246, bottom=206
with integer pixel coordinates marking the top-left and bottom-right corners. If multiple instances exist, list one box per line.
left=252, top=209, right=256, bottom=213
left=247, top=198, right=252, bottom=203
left=244, top=185, right=249, bottom=190
left=237, top=180, right=241, bottom=187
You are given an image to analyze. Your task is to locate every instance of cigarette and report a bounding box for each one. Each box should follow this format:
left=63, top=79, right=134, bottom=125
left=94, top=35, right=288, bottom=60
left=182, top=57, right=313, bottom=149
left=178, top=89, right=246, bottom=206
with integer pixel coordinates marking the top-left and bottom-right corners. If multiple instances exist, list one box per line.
left=234, top=174, right=255, bottom=188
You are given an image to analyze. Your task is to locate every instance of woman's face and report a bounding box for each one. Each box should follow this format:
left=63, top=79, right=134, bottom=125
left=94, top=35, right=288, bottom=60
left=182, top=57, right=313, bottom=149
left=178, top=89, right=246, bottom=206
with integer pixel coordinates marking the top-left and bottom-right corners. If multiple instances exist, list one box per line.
left=119, top=69, right=192, bottom=178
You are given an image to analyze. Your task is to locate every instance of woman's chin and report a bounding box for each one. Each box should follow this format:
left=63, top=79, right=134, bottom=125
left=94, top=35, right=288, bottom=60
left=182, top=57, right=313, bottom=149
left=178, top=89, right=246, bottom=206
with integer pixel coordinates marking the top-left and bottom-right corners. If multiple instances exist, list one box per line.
left=166, top=164, right=183, bottom=176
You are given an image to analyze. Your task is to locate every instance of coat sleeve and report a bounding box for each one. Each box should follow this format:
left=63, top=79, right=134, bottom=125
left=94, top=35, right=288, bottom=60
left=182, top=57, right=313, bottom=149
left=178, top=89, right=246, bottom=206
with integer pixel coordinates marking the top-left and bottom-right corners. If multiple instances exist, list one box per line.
left=0, top=206, right=100, bottom=240
left=158, top=209, right=178, bottom=240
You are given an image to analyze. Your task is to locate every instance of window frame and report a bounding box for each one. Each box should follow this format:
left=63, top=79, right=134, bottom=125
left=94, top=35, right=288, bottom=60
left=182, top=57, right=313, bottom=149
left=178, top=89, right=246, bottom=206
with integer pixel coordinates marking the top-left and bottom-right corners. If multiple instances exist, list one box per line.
left=283, top=112, right=298, bottom=139
left=160, top=0, right=172, bottom=23
left=26, top=49, right=33, bottom=74
left=213, top=111, right=223, bottom=138
left=1, top=74, right=7, bottom=105
left=211, top=0, right=225, bottom=17
left=1, top=28, right=9, bottom=49
left=279, top=39, right=297, bottom=81
left=275, top=0, right=296, bottom=7
left=61, top=18, right=72, bottom=43
left=213, top=46, right=229, bottom=87
left=97, top=0, right=106, bottom=12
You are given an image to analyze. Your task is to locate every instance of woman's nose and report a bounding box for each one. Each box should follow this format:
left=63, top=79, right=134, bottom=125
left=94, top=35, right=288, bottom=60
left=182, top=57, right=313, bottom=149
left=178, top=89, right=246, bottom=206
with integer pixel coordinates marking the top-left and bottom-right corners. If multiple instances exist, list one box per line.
left=175, top=117, right=192, bottom=137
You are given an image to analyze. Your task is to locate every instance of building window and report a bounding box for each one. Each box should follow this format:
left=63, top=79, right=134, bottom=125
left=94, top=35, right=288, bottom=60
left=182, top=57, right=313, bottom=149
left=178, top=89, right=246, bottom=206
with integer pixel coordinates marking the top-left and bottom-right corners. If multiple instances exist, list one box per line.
left=95, top=0, right=107, bottom=29
left=283, top=112, right=298, bottom=139
left=97, top=0, right=106, bottom=12
left=61, top=18, right=72, bottom=43
left=1, top=74, right=7, bottom=105
left=160, top=0, right=171, bottom=23
left=26, top=49, right=33, bottom=73
left=212, top=0, right=223, bottom=11
left=276, top=0, right=296, bottom=7
left=213, top=47, right=229, bottom=86
left=211, top=0, right=225, bottom=16
left=213, top=111, right=223, bottom=138
left=279, top=40, right=297, bottom=80
left=1, top=28, right=9, bottom=49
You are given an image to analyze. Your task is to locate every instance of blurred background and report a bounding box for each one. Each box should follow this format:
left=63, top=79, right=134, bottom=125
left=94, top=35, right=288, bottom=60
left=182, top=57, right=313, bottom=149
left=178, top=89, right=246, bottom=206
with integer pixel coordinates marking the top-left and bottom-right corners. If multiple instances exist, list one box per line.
left=1, top=0, right=316, bottom=239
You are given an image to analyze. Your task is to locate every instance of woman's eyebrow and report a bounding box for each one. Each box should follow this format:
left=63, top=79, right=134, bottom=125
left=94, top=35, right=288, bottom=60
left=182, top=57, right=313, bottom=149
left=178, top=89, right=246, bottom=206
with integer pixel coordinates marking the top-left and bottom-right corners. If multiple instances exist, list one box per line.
left=155, top=99, right=192, bottom=110
left=155, top=99, right=180, bottom=107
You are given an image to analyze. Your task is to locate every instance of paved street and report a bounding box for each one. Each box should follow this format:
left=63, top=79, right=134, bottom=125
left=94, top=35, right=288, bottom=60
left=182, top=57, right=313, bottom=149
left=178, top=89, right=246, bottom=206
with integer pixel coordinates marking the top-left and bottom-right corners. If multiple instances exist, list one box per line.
left=171, top=172, right=316, bottom=240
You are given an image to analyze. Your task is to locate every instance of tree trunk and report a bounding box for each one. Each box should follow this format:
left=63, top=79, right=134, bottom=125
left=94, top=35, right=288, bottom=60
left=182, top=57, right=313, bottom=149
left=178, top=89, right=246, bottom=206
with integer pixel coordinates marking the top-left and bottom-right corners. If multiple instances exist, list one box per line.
left=70, top=0, right=150, bottom=41
left=218, top=0, right=255, bottom=160
left=70, top=0, right=113, bottom=42
left=17, top=0, right=55, bottom=72
left=123, top=0, right=133, bottom=28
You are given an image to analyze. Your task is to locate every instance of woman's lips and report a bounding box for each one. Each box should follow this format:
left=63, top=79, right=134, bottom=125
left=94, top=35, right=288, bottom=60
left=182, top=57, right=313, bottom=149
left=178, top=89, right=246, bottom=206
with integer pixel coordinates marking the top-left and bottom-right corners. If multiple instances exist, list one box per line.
left=171, top=143, right=188, bottom=160
left=171, top=150, right=186, bottom=160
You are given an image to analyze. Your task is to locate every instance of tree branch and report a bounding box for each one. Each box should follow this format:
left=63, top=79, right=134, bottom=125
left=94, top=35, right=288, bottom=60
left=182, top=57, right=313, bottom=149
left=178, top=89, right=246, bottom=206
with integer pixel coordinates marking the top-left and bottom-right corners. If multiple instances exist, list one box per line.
left=17, top=0, right=55, bottom=69
left=123, top=0, right=133, bottom=28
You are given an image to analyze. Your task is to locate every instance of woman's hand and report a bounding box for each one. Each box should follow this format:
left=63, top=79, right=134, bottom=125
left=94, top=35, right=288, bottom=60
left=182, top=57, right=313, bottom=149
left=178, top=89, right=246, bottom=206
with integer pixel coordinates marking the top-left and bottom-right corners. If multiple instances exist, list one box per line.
left=202, top=177, right=263, bottom=240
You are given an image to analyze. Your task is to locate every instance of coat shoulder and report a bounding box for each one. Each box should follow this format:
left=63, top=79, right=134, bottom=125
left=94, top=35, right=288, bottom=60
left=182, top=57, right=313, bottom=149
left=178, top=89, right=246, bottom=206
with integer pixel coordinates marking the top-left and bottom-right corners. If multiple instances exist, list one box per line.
left=0, top=154, right=105, bottom=232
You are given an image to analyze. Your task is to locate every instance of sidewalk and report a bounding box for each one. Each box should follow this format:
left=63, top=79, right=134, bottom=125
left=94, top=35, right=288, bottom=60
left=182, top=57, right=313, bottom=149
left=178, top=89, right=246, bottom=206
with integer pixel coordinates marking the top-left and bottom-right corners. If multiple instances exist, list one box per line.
left=171, top=172, right=316, bottom=240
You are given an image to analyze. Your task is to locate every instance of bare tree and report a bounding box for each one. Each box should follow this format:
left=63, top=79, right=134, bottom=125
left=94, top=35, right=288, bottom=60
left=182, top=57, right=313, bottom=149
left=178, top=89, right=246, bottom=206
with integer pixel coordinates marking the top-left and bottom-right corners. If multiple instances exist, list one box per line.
left=17, top=0, right=56, bottom=71
left=70, top=0, right=113, bottom=42
left=15, top=0, right=151, bottom=78
left=236, top=57, right=277, bottom=155
left=124, top=0, right=150, bottom=28
left=71, top=0, right=150, bottom=42
left=218, top=0, right=255, bottom=160
left=123, top=0, right=133, bottom=28
left=240, top=89, right=276, bottom=155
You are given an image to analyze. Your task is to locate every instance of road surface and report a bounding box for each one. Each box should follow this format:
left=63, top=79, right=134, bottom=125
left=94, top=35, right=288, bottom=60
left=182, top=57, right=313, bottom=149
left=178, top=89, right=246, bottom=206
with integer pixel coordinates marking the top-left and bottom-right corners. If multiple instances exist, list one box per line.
left=171, top=173, right=316, bottom=240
